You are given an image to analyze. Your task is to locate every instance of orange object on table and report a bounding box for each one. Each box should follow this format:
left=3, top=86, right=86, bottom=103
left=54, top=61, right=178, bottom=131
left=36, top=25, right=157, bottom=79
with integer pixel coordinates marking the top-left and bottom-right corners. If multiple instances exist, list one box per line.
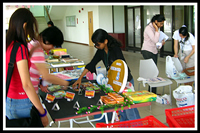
left=108, top=93, right=124, bottom=103
left=101, top=95, right=117, bottom=105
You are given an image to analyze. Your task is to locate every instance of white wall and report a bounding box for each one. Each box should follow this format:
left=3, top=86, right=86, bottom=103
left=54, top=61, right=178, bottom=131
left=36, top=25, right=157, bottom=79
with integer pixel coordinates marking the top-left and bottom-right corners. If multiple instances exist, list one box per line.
left=53, top=5, right=113, bottom=45
left=98, top=6, right=113, bottom=33
left=113, top=6, right=125, bottom=33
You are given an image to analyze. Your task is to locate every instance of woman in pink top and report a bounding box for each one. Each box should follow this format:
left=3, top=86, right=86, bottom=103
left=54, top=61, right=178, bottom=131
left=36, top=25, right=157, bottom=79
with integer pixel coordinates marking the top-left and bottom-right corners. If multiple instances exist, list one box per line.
left=141, top=14, right=165, bottom=94
left=141, top=14, right=165, bottom=65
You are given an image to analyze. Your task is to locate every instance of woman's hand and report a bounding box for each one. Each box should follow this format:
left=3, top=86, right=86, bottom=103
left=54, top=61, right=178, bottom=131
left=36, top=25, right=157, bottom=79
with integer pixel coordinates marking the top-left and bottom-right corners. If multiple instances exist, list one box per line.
left=184, top=56, right=190, bottom=63
left=174, top=54, right=179, bottom=58
left=72, top=78, right=82, bottom=89
left=40, top=115, right=49, bottom=127
left=153, top=22, right=159, bottom=32
left=39, top=84, right=49, bottom=93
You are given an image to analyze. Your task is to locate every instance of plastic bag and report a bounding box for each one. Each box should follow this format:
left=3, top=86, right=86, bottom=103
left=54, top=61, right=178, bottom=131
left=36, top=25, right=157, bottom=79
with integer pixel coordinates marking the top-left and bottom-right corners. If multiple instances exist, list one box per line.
left=165, top=56, right=188, bottom=79
left=156, top=94, right=170, bottom=105
left=173, top=85, right=194, bottom=107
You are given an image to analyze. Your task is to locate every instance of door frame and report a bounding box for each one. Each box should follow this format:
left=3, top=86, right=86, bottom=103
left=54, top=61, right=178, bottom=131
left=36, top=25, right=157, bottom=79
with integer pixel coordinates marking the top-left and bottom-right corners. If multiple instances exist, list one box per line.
left=125, top=6, right=143, bottom=52
left=88, top=11, right=93, bottom=46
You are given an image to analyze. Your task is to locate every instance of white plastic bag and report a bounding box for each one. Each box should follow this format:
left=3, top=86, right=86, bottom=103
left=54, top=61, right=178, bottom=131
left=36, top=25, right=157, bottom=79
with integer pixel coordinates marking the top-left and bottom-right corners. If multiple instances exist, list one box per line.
left=165, top=56, right=179, bottom=79
left=156, top=94, right=170, bottom=105
left=165, top=56, right=188, bottom=79
left=173, top=85, right=195, bottom=107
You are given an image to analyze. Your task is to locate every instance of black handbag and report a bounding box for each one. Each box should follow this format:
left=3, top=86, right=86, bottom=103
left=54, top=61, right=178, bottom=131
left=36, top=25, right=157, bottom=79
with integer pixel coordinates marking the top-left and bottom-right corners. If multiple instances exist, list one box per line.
left=6, top=42, right=43, bottom=127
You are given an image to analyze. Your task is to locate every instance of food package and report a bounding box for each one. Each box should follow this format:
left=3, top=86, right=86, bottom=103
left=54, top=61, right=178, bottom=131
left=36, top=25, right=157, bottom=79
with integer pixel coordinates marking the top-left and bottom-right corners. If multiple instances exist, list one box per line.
left=108, top=93, right=124, bottom=103
left=101, top=95, right=116, bottom=105
left=123, top=90, right=157, bottom=103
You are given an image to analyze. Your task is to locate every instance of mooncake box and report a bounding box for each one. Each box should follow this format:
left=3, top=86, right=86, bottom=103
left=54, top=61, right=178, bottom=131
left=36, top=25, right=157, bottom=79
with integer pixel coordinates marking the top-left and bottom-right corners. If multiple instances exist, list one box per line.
left=108, top=93, right=124, bottom=103
left=101, top=95, right=117, bottom=105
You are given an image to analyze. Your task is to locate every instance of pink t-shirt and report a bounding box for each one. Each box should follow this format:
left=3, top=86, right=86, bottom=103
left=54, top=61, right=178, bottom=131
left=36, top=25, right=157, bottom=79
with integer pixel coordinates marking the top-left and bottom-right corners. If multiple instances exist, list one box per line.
left=141, top=23, right=160, bottom=54
left=28, top=40, right=46, bottom=93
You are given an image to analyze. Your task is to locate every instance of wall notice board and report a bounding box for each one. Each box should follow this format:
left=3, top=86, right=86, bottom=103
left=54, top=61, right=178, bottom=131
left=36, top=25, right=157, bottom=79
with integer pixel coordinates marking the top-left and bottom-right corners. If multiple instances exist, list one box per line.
left=66, top=16, right=76, bottom=27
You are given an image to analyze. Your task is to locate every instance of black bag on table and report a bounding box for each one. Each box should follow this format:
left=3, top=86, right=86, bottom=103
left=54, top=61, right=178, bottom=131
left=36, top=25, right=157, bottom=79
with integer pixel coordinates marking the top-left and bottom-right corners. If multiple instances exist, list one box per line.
left=6, top=42, right=43, bottom=127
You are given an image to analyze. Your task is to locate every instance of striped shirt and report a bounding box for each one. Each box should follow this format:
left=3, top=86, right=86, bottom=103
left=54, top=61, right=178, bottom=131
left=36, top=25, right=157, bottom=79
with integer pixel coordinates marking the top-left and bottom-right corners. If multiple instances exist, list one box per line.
left=28, top=40, right=46, bottom=93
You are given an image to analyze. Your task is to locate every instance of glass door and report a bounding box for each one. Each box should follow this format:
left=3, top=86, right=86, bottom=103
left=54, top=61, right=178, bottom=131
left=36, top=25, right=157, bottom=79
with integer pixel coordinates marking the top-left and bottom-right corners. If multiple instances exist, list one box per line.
left=127, top=8, right=133, bottom=47
left=163, top=6, right=172, bottom=52
left=127, top=6, right=142, bottom=51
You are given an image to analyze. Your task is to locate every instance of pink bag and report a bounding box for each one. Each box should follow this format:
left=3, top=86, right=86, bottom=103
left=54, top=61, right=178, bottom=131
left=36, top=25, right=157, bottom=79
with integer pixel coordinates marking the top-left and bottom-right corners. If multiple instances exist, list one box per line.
left=86, top=71, right=96, bottom=80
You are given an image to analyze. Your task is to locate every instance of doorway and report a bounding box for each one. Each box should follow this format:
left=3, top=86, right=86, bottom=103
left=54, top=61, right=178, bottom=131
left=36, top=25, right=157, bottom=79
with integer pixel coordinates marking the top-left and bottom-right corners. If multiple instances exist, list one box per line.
left=125, top=5, right=194, bottom=57
left=88, top=11, right=93, bottom=46
left=126, top=6, right=142, bottom=52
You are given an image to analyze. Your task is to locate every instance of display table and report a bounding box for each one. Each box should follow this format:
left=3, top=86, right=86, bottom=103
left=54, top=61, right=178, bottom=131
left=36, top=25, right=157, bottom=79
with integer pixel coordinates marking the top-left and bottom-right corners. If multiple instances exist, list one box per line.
left=39, top=79, right=151, bottom=128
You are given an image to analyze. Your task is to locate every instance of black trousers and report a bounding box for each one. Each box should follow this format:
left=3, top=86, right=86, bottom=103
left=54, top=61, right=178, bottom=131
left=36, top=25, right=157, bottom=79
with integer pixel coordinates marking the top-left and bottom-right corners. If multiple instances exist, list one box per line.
left=141, top=50, right=158, bottom=94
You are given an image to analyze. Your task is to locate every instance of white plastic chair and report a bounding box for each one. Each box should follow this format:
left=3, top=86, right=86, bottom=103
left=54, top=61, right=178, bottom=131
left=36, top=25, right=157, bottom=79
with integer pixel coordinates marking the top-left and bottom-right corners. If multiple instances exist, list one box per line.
left=138, top=59, right=172, bottom=105
left=169, top=57, right=195, bottom=87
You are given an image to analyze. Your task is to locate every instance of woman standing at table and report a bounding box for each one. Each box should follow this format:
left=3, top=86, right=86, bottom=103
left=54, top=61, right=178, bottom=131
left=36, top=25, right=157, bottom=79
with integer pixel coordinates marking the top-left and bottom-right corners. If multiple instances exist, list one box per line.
left=73, top=28, right=140, bottom=121
left=141, top=14, right=165, bottom=94
left=28, top=26, right=69, bottom=93
left=6, top=8, right=48, bottom=127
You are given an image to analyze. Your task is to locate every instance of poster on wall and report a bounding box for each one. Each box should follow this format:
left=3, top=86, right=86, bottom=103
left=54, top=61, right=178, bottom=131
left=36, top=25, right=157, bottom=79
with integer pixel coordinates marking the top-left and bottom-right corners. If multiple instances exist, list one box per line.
left=66, top=15, right=76, bottom=27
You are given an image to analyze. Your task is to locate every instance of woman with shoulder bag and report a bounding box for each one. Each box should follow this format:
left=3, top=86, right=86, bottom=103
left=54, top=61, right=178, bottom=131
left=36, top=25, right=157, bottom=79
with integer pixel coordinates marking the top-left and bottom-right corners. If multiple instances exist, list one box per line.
left=6, top=8, right=48, bottom=127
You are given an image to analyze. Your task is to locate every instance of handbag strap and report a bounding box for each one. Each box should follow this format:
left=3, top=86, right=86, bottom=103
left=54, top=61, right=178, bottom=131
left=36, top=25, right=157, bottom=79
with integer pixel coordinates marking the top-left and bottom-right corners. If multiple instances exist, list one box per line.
left=6, top=42, right=22, bottom=97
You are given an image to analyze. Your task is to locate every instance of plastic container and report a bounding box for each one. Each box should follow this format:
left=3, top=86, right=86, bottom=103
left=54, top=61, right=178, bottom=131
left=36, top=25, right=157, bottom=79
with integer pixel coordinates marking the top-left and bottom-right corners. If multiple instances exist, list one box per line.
left=96, top=115, right=167, bottom=128
left=165, top=105, right=195, bottom=127
left=96, top=67, right=107, bottom=77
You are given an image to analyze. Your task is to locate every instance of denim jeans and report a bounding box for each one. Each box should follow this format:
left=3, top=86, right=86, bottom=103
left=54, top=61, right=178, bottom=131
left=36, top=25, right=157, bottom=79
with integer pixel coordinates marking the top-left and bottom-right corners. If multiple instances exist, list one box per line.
left=6, top=97, right=32, bottom=119
left=119, top=78, right=141, bottom=121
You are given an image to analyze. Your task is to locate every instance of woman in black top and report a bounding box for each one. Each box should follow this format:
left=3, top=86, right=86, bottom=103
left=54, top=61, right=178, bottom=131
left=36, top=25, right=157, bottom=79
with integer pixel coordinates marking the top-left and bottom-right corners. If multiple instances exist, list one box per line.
left=73, top=29, right=140, bottom=121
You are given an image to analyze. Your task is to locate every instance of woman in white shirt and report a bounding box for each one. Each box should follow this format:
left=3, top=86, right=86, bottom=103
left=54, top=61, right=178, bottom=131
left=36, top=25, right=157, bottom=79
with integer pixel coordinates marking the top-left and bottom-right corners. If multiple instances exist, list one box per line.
left=173, top=26, right=195, bottom=69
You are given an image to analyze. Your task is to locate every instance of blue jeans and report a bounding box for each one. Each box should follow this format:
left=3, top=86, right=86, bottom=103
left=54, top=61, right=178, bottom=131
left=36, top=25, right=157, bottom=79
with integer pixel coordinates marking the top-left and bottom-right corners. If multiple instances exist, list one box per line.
left=119, top=78, right=141, bottom=121
left=6, top=97, right=32, bottom=119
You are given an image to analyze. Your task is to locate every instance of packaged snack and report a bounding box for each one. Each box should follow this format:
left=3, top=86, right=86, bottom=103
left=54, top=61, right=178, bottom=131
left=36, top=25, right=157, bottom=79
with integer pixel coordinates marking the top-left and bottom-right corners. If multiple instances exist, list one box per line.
left=47, top=85, right=62, bottom=92
left=101, top=95, right=117, bottom=105
left=53, top=90, right=66, bottom=99
left=123, top=90, right=157, bottom=103
left=108, top=93, right=124, bottom=103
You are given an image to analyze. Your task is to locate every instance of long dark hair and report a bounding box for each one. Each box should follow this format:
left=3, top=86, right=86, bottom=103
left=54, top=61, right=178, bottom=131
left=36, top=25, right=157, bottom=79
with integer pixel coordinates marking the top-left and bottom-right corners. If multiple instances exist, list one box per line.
left=6, top=8, right=38, bottom=50
left=179, top=26, right=190, bottom=42
left=151, top=14, right=165, bottom=23
left=91, top=29, right=122, bottom=49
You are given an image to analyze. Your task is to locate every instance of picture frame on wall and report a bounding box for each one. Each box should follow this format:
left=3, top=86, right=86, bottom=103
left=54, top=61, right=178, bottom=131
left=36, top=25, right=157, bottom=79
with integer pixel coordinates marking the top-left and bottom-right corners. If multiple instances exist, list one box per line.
left=66, top=15, right=76, bottom=27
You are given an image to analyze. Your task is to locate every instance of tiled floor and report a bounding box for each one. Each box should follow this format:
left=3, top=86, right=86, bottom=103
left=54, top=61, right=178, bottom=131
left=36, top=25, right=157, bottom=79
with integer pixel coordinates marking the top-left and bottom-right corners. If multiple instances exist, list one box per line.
left=45, top=42, right=192, bottom=128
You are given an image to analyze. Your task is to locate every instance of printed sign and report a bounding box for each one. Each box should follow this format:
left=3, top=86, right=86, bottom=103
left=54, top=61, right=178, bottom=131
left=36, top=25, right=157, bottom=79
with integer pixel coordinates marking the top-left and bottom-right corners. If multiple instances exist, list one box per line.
left=45, top=94, right=55, bottom=103
left=65, top=91, right=75, bottom=101
left=85, top=90, right=95, bottom=98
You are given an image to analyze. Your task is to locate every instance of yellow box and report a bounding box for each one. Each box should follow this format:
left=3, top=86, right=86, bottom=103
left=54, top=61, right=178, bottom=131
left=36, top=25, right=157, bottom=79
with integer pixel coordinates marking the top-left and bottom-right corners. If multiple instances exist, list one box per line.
left=51, top=48, right=67, bottom=54
left=123, top=90, right=157, bottom=103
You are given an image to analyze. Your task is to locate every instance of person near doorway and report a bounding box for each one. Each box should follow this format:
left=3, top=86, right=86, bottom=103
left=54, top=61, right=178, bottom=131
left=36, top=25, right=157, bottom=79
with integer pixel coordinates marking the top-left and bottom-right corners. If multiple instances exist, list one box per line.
left=47, top=21, right=54, bottom=27
left=173, top=25, right=195, bottom=70
left=141, top=14, right=166, bottom=94
left=72, top=28, right=140, bottom=121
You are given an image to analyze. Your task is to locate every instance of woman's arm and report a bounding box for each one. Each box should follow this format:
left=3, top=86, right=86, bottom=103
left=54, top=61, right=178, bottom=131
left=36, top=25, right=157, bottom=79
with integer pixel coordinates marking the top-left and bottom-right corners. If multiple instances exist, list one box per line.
left=34, top=63, right=69, bottom=86
left=17, top=60, right=49, bottom=127
left=184, top=45, right=195, bottom=63
left=173, top=39, right=179, bottom=58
